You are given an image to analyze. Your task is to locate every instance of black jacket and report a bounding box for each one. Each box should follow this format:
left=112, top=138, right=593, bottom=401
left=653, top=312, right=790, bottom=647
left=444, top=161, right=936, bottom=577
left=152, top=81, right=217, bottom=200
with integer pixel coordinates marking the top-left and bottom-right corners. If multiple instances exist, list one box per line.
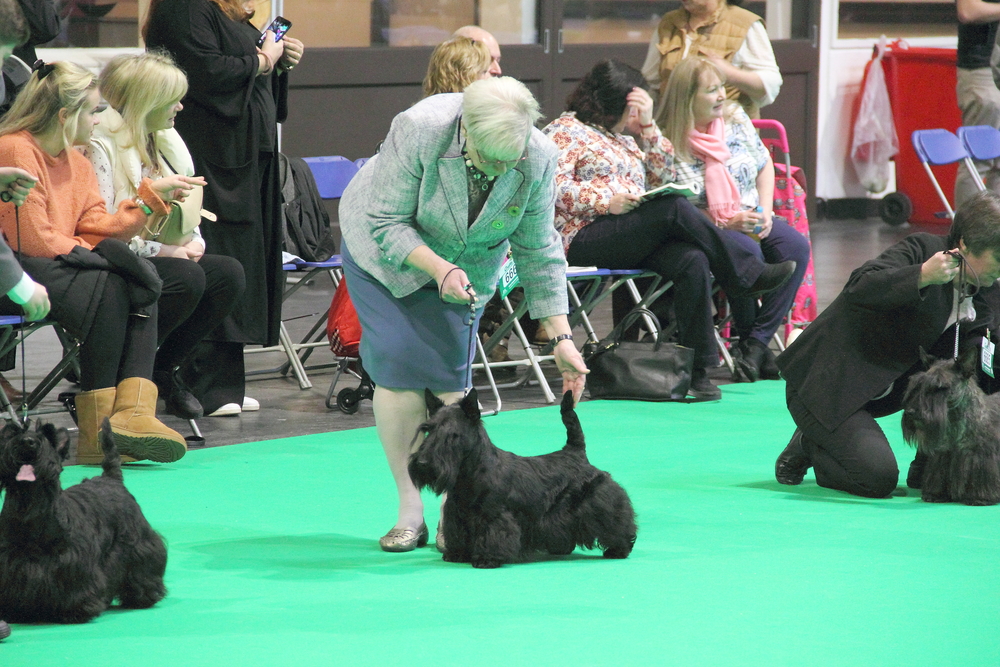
left=777, top=233, right=1000, bottom=431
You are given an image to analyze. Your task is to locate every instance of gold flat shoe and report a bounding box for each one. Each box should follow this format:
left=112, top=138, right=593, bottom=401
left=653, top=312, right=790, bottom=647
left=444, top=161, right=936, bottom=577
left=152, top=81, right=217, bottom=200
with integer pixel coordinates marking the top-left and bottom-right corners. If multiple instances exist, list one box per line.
left=436, top=525, right=446, bottom=553
left=379, top=523, right=428, bottom=552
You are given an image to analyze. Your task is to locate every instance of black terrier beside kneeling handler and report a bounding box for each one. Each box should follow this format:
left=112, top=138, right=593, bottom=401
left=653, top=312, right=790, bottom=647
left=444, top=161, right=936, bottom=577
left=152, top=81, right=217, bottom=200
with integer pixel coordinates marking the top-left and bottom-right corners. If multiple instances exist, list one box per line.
left=0, top=419, right=167, bottom=623
left=409, top=389, right=637, bottom=568
left=902, top=349, right=1000, bottom=506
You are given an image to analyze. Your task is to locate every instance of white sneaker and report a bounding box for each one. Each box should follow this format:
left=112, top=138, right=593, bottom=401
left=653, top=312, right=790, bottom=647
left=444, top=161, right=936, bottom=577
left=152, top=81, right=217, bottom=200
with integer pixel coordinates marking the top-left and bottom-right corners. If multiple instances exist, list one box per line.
left=207, top=402, right=241, bottom=417
left=242, top=396, right=260, bottom=412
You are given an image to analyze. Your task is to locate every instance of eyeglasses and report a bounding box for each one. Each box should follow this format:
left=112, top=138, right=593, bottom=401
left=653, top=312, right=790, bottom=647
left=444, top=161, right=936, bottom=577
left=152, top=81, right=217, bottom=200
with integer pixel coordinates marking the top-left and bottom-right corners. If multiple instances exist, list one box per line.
left=469, top=145, right=529, bottom=168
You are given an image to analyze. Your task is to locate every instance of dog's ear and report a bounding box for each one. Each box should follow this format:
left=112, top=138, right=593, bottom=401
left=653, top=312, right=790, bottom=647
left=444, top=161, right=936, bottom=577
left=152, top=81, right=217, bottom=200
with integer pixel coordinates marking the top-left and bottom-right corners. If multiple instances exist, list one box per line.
left=459, top=388, right=481, bottom=423
left=425, top=388, right=445, bottom=416
left=39, top=422, right=71, bottom=461
left=958, top=344, right=981, bottom=377
left=918, top=347, right=933, bottom=369
left=0, top=420, right=24, bottom=440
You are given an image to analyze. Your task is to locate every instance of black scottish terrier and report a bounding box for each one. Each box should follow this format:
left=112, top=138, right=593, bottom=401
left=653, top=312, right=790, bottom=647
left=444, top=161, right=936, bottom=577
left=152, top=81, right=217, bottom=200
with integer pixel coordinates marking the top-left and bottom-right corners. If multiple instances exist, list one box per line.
left=901, top=349, right=1000, bottom=505
left=409, top=389, right=637, bottom=568
left=0, top=419, right=167, bottom=623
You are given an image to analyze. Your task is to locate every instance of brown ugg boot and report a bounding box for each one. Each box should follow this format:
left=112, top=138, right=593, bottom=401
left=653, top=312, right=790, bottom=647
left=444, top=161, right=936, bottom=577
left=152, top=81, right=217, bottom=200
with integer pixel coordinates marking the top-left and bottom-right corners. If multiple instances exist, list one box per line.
left=73, top=386, right=117, bottom=465
left=109, top=377, right=187, bottom=463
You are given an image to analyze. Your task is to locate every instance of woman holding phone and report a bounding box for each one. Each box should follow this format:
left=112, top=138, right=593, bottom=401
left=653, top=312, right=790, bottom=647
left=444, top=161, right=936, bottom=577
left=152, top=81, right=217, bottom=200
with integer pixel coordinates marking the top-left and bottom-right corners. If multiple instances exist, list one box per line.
left=144, top=0, right=304, bottom=416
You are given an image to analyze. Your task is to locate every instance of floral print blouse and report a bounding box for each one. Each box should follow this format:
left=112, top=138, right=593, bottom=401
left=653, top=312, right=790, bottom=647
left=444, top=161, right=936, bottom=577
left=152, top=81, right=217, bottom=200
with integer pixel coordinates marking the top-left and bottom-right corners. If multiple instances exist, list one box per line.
left=673, top=105, right=769, bottom=215
left=543, top=112, right=677, bottom=253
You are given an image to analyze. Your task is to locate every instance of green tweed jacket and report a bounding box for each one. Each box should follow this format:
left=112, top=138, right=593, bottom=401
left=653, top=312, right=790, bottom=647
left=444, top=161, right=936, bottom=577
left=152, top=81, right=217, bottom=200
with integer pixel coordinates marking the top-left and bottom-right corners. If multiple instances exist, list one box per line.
left=339, top=93, right=569, bottom=319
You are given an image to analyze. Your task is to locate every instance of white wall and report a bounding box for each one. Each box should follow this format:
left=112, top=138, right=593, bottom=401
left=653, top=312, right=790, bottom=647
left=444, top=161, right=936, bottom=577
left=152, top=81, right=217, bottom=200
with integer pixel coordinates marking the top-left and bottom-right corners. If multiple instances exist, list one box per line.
left=815, top=0, right=957, bottom=199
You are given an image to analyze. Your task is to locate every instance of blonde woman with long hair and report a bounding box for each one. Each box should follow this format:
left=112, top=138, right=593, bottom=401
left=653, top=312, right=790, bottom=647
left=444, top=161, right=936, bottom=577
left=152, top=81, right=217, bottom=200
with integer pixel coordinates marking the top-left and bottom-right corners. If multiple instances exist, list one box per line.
left=0, top=61, right=192, bottom=464
left=84, top=51, right=245, bottom=421
left=422, top=36, right=492, bottom=97
left=659, top=56, right=809, bottom=383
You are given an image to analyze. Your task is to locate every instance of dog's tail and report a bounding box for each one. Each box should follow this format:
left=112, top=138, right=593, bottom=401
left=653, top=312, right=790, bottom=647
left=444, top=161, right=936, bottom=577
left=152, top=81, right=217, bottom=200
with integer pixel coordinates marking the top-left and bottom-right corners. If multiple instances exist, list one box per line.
left=99, top=418, right=124, bottom=481
left=560, top=391, right=586, bottom=452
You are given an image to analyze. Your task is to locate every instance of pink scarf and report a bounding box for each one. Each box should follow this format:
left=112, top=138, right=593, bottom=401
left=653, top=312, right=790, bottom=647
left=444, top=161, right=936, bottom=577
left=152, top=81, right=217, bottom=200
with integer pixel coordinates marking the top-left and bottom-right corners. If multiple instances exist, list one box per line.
left=688, top=118, right=742, bottom=225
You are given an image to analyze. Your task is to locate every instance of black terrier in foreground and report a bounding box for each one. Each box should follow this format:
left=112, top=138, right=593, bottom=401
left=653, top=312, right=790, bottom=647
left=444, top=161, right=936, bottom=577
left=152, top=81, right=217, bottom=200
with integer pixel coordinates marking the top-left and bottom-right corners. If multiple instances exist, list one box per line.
left=902, top=349, right=1000, bottom=505
left=409, top=389, right=637, bottom=568
left=0, top=419, right=167, bottom=623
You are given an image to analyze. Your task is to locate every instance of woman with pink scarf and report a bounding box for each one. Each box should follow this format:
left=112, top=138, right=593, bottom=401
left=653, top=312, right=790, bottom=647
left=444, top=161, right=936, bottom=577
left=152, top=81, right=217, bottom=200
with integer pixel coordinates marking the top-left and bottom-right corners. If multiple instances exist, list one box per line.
left=658, top=56, right=809, bottom=384
left=543, top=59, right=796, bottom=400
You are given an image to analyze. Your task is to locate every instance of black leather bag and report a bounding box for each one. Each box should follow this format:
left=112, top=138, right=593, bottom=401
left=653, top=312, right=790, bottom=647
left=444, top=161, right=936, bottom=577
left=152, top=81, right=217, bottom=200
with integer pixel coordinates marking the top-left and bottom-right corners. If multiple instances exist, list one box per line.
left=584, top=308, right=694, bottom=401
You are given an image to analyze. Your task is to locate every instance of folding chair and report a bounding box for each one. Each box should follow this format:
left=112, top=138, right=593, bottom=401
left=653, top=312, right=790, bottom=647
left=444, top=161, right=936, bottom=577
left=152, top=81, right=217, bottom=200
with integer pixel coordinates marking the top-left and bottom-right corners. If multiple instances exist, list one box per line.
left=0, top=316, right=80, bottom=423
left=471, top=267, right=672, bottom=413
left=956, top=125, right=1000, bottom=192
left=911, top=129, right=971, bottom=220
left=301, top=156, right=359, bottom=199
left=245, top=256, right=344, bottom=390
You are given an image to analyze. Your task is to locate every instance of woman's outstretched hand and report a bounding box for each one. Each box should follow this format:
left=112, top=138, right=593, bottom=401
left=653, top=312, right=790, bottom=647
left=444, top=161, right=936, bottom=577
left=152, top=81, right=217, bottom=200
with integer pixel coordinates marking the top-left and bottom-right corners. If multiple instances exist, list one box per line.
left=151, top=174, right=207, bottom=203
left=554, top=340, right=589, bottom=404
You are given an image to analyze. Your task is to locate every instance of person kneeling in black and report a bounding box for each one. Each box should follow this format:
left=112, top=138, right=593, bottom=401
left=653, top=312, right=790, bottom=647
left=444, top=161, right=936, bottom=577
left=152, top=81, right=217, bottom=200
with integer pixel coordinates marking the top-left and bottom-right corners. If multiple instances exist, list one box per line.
left=775, top=190, right=1000, bottom=498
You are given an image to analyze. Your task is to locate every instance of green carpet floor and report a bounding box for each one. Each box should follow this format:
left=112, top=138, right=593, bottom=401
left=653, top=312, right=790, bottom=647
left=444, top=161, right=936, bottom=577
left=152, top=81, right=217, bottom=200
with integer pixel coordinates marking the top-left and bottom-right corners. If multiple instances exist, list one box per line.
left=3, top=382, right=999, bottom=666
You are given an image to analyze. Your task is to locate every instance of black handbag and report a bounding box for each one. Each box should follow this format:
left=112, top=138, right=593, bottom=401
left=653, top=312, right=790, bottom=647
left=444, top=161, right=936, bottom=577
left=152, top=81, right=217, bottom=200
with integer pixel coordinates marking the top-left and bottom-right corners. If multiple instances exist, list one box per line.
left=584, top=308, right=694, bottom=401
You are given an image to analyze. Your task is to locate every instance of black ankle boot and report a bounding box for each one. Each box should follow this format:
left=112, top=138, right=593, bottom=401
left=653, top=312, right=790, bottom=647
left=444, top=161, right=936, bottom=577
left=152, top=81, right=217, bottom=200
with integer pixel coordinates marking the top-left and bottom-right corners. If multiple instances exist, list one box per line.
left=775, top=429, right=811, bottom=485
left=153, top=367, right=204, bottom=420
left=688, top=368, right=721, bottom=400
left=736, top=338, right=769, bottom=383
left=748, top=261, right=796, bottom=297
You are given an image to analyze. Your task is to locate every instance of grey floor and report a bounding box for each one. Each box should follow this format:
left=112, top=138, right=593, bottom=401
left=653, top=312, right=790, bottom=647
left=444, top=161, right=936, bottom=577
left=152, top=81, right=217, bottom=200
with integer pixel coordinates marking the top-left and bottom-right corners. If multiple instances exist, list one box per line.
left=3, top=215, right=946, bottom=451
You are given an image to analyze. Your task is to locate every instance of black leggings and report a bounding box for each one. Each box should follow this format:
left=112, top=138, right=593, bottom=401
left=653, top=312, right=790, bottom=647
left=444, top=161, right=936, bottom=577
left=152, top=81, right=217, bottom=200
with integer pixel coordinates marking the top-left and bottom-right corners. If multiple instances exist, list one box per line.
left=150, top=254, right=245, bottom=372
left=78, top=272, right=157, bottom=391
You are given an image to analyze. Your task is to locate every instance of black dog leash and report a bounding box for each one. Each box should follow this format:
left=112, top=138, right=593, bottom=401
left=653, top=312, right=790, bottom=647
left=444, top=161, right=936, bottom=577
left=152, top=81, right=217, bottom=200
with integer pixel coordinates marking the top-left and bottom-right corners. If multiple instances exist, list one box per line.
left=463, top=282, right=476, bottom=393
left=1, top=190, right=29, bottom=429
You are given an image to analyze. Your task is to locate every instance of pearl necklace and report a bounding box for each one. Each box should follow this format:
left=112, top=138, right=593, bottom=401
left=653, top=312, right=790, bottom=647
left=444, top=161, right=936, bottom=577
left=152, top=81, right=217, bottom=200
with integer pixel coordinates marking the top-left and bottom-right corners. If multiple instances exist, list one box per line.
left=463, top=151, right=495, bottom=191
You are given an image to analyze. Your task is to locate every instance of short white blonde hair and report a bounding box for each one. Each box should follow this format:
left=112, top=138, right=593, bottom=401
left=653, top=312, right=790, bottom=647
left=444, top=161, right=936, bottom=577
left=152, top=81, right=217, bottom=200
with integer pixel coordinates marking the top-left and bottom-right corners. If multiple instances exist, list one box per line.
left=462, top=76, right=540, bottom=159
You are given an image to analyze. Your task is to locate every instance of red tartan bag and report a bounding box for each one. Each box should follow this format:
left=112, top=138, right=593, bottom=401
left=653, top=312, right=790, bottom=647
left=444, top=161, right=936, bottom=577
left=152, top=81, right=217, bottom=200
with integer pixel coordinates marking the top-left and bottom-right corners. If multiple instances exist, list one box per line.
left=772, top=163, right=818, bottom=336
left=326, top=278, right=362, bottom=357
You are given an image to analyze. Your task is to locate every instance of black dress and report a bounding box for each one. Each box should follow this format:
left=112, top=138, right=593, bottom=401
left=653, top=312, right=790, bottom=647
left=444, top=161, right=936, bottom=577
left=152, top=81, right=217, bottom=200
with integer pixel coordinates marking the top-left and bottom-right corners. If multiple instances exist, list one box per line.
left=145, top=0, right=289, bottom=410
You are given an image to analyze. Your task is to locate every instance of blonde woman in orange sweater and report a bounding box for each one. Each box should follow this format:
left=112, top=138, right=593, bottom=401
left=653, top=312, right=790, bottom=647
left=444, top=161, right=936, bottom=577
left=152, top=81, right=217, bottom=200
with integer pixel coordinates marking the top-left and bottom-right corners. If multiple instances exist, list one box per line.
left=0, top=61, right=194, bottom=464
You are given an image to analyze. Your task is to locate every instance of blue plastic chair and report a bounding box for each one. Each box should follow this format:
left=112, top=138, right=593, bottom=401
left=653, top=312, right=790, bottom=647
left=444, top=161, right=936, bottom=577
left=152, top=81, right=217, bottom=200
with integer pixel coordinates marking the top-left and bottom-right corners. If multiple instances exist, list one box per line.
left=957, top=125, right=1000, bottom=193
left=301, top=156, right=359, bottom=200
left=911, top=129, right=970, bottom=219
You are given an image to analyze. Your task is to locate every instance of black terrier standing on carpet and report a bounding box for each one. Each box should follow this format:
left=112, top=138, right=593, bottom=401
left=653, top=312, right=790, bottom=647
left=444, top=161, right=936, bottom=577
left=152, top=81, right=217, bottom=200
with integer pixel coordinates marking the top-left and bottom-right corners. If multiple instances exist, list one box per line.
left=409, top=389, right=637, bottom=568
left=901, top=348, right=1000, bottom=505
left=0, top=419, right=167, bottom=623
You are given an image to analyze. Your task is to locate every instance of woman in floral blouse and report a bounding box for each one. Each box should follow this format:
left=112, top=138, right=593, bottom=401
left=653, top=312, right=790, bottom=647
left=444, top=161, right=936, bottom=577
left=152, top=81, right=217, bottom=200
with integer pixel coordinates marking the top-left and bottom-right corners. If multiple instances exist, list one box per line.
left=658, top=56, right=809, bottom=384
left=543, top=59, right=794, bottom=400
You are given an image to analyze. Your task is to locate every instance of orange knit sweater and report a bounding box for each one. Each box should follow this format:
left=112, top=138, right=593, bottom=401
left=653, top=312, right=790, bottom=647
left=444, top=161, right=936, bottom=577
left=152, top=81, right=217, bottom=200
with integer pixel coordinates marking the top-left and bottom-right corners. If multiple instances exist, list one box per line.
left=0, top=131, right=152, bottom=259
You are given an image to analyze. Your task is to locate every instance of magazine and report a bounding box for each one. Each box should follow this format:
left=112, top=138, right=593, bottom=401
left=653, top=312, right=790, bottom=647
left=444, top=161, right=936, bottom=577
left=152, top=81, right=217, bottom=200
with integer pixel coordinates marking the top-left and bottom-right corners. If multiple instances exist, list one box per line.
left=639, top=180, right=702, bottom=203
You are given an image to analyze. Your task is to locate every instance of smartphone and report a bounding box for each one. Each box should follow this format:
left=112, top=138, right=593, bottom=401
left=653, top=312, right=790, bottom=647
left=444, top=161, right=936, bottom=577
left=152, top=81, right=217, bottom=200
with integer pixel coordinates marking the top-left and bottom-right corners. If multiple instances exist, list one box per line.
left=256, top=16, right=292, bottom=48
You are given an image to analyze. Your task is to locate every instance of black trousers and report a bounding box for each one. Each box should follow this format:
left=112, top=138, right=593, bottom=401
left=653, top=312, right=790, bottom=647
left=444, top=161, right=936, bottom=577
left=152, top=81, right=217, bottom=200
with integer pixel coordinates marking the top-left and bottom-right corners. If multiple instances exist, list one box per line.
left=567, top=195, right=766, bottom=369
left=150, top=254, right=245, bottom=371
left=785, top=382, right=906, bottom=499
left=149, top=254, right=246, bottom=413
left=78, top=273, right=158, bottom=391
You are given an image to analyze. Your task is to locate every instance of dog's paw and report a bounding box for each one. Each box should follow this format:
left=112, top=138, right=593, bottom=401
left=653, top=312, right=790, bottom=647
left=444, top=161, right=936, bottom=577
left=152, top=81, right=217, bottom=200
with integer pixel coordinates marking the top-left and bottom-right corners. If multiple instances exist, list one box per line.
left=471, top=557, right=504, bottom=569
left=442, top=551, right=470, bottom=563
left=921, top=490, right=952, bottom=503
left=602, top=547, right=632, bottom=559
